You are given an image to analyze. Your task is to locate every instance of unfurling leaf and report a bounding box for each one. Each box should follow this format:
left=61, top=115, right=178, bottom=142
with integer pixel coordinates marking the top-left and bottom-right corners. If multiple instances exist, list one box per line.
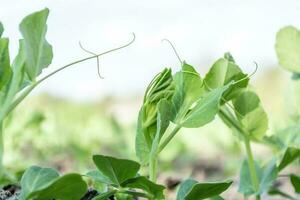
left=19, top=8, right=53, bottom=81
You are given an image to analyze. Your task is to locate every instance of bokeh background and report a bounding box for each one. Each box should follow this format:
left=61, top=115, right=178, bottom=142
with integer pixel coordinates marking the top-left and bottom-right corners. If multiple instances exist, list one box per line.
left=1, top=1, right=300, bottom=199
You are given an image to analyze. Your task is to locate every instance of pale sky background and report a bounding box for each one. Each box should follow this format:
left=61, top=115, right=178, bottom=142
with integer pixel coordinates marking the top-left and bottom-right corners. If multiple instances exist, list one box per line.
left=1, top=0, right=300, bottom=101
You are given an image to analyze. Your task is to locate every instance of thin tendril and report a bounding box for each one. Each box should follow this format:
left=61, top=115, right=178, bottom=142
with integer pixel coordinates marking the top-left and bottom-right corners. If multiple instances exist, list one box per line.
left=79, top=41, right=104, bottom=79
left=161, top=39, right=182, bottom=65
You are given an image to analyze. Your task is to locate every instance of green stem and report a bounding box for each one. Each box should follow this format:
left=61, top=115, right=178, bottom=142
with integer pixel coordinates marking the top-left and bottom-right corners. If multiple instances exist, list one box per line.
left=149, top=156, right=157, bottom=182
left=0, top=121, right=3, bottom=176
left=158, top=125, right=181, bottom=153
left=119, top=189, right=151, bottom=199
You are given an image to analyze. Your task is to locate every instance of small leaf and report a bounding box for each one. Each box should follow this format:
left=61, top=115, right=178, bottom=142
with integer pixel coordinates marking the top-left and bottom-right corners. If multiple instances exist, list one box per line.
left=258, top=160, right=277, bottom=194
left=184, top=180, right=233, bottom=200
left=122, top=176, right=165, bottom=199
left=92, top=155, right=140, bottom=187
left=171, top=62, right=203, bottom=124
left=28, top=173, right=87, bottom=200
left=233, top=90, right=268, bottom=140
left=278, top=147, right=300, bottom=172
left=19, top=8, right=53, bottom=81
left=86, top=170, right=113, bottom=185
left=275, top=26, right=300, bottom=74
left=238, top=160, right=261, bottom=196
left=93, top=190, right=117, bottom=200
left=0, top=38, right=12, bottom=92
left=0, top=22, right=3, bottom=37
left=290, top=174, right=300, bottom=193
left=181, top=84, right=231, bottom=128
left=176, top=179, right=198, bottom=200
left=19, top=166, right=59, bottom=200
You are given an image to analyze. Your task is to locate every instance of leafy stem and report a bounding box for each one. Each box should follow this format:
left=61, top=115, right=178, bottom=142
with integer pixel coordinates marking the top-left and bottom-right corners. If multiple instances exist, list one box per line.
left=119, top=188, right=152, bottom=199
left=158, top=125, right=181, bottom=153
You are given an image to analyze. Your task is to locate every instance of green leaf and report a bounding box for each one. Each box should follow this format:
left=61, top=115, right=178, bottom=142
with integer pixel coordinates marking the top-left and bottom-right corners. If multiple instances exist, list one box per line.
left=92, top=155, right=140, bottom=187
left=0, top=22, right=3, bottom=37
left=210, top=196, right=224, bottom=200
left=136, top=68, right=173, bottom=164
left=238, top=160, right=277, bottom=196
left=233, top=90, right=268, bottom=140
left=290, top=174, right=300, bottom=193
left=19, top=166, right=59, bottom=200
left=278, top=147, right=300, bottom=172
left=268, top=187, right=297, bottom=200
left=19, top=8, right=53, bottom=81
left=203, top=57, right=248, bottom=101
left=86, top=170, right=113, bottom=185
left=122, top=176, right=165, bottom=199
left=93, top=190, right=117, bottom=200
left=171, top=62, right=203, bottom=124
left=28, top=173, right=87, bottom=200
left=176, top=179, right=198, bottom=200
left=181, top=84, right=231, bottom=128
left=275, top=26, right=300, bottom=74
left=0, top=38, right=12, bottom=92
left=184, top=181, right=233, bottom=200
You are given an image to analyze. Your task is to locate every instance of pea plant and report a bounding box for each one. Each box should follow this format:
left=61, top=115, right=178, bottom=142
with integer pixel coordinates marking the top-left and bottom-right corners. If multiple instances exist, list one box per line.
left=0, top=8, right=134, bottom=177
left=1, top=7, right=300, bottom=200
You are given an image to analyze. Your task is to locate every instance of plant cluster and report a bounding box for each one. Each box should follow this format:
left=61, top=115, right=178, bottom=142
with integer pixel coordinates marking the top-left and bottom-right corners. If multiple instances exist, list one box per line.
left=0, top=8, right=299, bottom=200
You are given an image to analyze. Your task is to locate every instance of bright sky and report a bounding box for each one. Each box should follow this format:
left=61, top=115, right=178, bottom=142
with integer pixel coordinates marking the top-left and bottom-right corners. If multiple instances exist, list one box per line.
left=1, top=0, right=300, bottom=101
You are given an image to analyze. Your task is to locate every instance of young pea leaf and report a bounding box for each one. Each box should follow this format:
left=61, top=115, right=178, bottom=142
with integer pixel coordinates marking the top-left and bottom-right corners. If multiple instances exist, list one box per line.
left=19, top=166, right=60, bottom=200
left=203, top=56, right=248, bottom=101
left=278, top=147, right=300, bottom=172
left=171, top=62, right=203, bottom=124
left=0, top=38, right=12, bottom=92
left=238, top=159, right=277, bottom=196
left=290, top=174, right=300, bottom=193
left=92, top=155, right=140, bottom=187
left=181, top=84, right=231, bottom=128
left=136, top=68, right=173, bottom=164
left=121, top=176, right=165, bottom=199
left=275, top=26, right=300, bottom=74
left=0, top=22, right=3, bottom=37
left=184, top=180, right=232, bottom=200
left=238, top=160, right=262, bottom=196
left=86, top=170, right=113, bottom=185
left=27, top=173, right=87, bottom=200
left=176, top=179, right=198, bottom=200
left=209, top=196, right=224, bottom=200
left=232, top=90, right=268, bottom=140
left=19, top=8, right=53, bottom=81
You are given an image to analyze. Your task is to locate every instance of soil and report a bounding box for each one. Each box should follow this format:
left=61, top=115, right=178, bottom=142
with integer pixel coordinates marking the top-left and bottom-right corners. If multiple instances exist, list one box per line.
left=0, top=184, right=20, bottom=200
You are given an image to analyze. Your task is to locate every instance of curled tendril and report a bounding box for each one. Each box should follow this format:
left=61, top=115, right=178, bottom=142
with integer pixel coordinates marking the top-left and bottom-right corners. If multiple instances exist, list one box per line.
left=79, top=41, right=104, bottom=79
left=161, top=39, right=182, bottom=65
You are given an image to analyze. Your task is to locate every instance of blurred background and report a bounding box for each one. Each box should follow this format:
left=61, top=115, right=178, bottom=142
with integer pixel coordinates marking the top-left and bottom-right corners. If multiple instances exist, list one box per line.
left=1, top=0, right=300, bottom=199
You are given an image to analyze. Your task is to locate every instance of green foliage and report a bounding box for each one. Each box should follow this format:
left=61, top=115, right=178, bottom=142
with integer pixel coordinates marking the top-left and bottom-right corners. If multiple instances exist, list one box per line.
left=277, top=147, right=300, bottom=172
left=19, top=8, right=53, bottom=81
left=275, top=26, right=300, bottom=74
left=19, top=166, right=87, bottom=200
left=290, top=174, right=300, bottom=193
left=0, top=22, right=3, bottom=37
left=239, top=160, right=277, bottom=196
left=176, top=179, right=232, bottom=200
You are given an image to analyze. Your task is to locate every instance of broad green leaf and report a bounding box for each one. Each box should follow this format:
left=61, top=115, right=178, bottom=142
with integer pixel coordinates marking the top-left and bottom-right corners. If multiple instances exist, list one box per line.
left=184, top=181, right=232, bottom=200
left=19, top=8, right=53, bottom=81
left=86, top=170, right=113, bottom=185
left=122, top=176, right=165, bottom=199
left=136, top=68, right=173, bottom=164
left=290, top=174, right=300, bottom=193
left=275, top=26, right=300, bottom=74
left=204, top=56, right=248, bottom=101
left=171, top=62, right=203, bottom=124
left=181, top=84, right=231, bottom=128
left=278, top=147, right=300, bottom=172
left=176, top=179, right=198, bottom=200
left=92, top=155, right=140, bottom=187
left=28, top=173, right=87, bottom=200
left=0, top=22, right=3, bottom=37
left=238, top=160, right=262, bottom=196
left=233, top=90, right=268, bottom=140
left=0, top=38, right=11, bottom=92
left=19, top=166, right=59, bottom=200
left=210, top=196, right=224, bottom=200
left=239, top=159, right=277, bottom=196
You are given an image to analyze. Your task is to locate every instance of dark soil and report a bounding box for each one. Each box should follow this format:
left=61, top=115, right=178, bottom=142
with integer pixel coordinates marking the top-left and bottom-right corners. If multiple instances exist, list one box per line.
left=80, top=188, right=99, bottom=200
left=0, top=184, right=20, bottom=200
